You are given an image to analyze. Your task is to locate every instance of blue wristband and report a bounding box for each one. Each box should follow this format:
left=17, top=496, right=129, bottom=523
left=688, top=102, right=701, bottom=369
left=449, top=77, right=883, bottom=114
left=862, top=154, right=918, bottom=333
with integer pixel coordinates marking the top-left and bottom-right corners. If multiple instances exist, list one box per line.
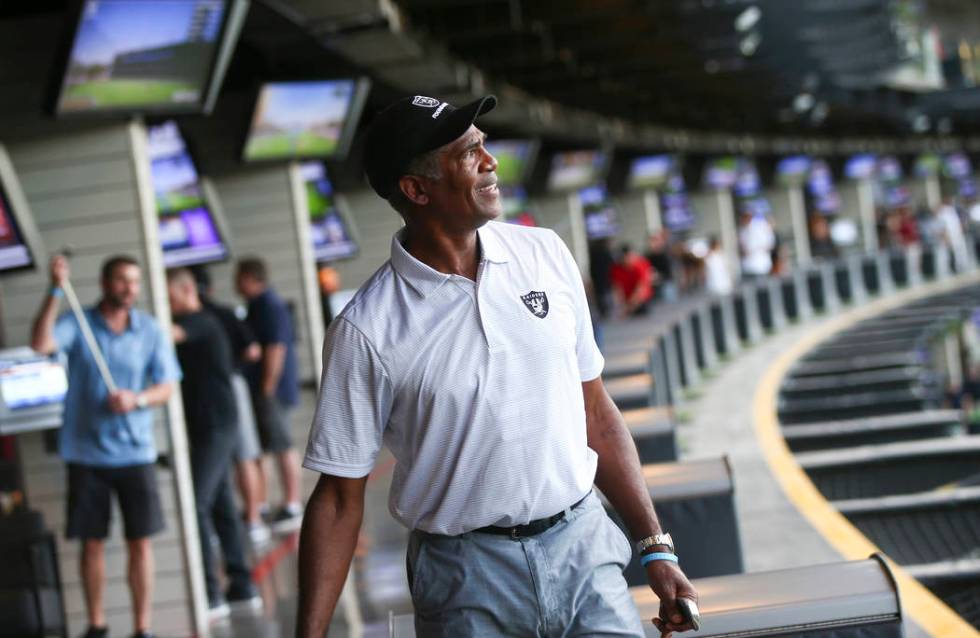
left=50, top=286, right=64, bottom=299
left=641, top=552, right=678, bottom=567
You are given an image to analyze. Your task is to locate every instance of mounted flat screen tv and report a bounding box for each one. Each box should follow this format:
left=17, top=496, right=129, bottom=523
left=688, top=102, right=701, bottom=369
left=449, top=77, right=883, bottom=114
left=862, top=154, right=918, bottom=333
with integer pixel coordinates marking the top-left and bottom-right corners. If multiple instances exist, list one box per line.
left=703, top=156, right=738, bottom=189
left=300, top=163, right=358, bottom=263
left=243, top=79, right=370, bottom=162
left=844, top=154, right=877, bottom=180
left=485, top=139, right=539, bottom=187
left=876, top=156, right=903, bottom=183
left=807, top=159, right=840, bottom=214
left=776, top=155, right=811, bottom=186
left=733, top=158, right=761, bottom=198
left=943, top=153, right=972, bottom=180
left=914, top=153, right=941, bottom=177
left=579, top=185, right=619, bottom=239
left=0, top=146, right=45, bottom=274
left=660, top=174, right=695, bottom=232
left=547, top=150, right=608, bottom=192
left=147, top=121, right=229, bottom=267
left=627, top=155, right=675, bottom=190
left=499, top=185, right=537, bottom=226
left=55, top=0, right=248, bottom=116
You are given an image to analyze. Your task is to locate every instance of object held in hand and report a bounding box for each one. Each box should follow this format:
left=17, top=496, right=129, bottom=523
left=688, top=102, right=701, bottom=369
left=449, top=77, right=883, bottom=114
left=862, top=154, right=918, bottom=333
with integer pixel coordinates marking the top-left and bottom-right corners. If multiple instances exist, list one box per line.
left=677, top=597, right=701, bottom=631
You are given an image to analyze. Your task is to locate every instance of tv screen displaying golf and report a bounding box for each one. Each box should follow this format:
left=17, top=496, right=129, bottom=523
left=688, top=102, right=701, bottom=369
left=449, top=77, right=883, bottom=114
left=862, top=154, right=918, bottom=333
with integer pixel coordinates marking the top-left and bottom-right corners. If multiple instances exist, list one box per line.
left=776, top=155, right=811, bottom=186
left=627, top=155, right=674, bottom=190
left=547, top=151, right=608, bottom=191
left=485, top=140, right=538, bottom=187
left=147, top=121, right=228, bottom=267
left=703, top=156, right=738, bottom=189
left=243, top=79, right=369, bottom=162
left=300, top=163, right=358, bottom=262
left=56, top=0, right=242, bottom=115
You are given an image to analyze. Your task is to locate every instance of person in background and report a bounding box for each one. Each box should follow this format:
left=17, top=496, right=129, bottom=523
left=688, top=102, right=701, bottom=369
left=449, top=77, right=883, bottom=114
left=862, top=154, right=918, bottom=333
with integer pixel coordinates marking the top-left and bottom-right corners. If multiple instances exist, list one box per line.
left=704, top=236, right=733, bottom=296
left=588, top=237, right=616, bottom=318
left=645, top=229, right=677, bottom=302
left=235, top=258, right=304, bottom=532
left=190, top=266, right=268, bottom=545
left=317, top=265, right=342, bottom=327
left=610, top=243, right=656, bottom=317
left=31, top=255, right=179, bottom=638
left=166, top=268, right=261, bottom=619
left=935, top=195, right=970, bottom=272
left=808, top=214, right=838, bottom=260
left=738, top=210, right=775, bottom=279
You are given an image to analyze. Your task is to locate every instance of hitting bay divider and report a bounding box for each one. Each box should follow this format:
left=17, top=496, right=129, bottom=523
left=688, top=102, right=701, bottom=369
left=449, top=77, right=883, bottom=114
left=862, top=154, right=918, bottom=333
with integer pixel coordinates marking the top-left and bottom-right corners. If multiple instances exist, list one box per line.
left=754, top=270, right=980, bottom=637
left=388, top=557, right=905, bottom=637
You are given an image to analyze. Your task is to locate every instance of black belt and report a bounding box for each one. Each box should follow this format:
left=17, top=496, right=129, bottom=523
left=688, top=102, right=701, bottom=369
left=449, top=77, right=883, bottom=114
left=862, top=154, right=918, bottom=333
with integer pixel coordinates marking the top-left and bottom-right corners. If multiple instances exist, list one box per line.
left=474, top=493, right=590, bottom=539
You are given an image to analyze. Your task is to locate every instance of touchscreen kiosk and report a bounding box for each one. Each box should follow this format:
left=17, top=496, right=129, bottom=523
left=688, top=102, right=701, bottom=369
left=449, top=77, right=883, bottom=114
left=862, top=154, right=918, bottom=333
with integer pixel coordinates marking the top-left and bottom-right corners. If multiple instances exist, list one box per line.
left=0, top=145, right=45, bottom=274
left=147, top=120, right=230, bottom=267
left=0, top=348, right=68, bottom=435
left=300, top=162, right=359, bottom=262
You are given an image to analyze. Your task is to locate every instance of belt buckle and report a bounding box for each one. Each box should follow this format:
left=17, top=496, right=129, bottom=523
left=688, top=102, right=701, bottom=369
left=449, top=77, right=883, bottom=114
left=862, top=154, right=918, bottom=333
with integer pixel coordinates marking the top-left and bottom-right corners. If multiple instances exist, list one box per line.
left=510, top=527, right=520, bottom=540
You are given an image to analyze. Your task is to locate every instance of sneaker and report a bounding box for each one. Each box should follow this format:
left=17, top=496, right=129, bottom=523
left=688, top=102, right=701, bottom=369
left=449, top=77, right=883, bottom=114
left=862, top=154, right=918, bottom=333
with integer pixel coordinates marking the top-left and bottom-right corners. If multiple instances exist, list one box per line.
left=269, top=503, right=303, bottom=533
left=226, top=582, right=263, bottom=613
left=81, top=627, right=108, bottom=638
left=208, top=599, right=230, bottom=622
left=247, top=521, right=271, bottom=545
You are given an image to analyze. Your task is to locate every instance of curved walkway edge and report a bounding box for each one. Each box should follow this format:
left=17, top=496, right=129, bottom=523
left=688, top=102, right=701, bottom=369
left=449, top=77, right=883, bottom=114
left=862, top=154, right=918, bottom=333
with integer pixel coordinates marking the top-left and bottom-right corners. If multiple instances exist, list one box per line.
left=752, top=271, right=980, bottom=638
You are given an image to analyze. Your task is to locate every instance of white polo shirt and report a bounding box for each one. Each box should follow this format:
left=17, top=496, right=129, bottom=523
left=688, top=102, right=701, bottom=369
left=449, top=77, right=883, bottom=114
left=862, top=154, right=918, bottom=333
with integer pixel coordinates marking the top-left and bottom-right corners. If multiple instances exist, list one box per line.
left=303, top=220, right=604, bottom=535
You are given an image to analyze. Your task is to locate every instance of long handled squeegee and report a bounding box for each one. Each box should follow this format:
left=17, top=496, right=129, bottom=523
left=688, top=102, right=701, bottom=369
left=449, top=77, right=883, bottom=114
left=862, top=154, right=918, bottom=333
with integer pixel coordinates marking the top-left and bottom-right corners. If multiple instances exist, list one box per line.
left=58, top=253, right=117, bottom=394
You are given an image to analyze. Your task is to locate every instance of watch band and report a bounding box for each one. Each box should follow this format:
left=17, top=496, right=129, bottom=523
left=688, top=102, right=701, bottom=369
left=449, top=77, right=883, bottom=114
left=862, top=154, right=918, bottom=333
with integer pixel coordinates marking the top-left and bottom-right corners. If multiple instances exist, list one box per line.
left=636, top=532, right=674, bottom=554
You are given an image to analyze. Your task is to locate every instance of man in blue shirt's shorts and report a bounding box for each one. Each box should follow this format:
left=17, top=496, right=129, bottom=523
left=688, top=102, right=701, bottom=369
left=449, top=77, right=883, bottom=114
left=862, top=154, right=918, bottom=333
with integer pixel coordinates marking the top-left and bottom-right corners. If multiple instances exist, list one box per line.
left=31, top=254, right=180, bottom=638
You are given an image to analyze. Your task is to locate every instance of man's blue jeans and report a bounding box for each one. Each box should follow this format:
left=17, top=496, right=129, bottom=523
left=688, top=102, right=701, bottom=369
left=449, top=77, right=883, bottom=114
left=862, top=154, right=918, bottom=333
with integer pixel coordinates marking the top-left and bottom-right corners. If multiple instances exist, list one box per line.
left=407, top=491, right=644, bottom=637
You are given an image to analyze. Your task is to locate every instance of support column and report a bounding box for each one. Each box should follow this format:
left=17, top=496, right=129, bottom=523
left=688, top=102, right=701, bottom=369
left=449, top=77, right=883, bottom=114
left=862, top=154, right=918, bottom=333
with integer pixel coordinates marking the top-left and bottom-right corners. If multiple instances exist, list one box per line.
left=788, top=185, right=811, bottom=266
left=286, top=164, right=362, bottom=636
left=643, top=190, right=663, bottom=235
left=568, top=191, right=589, bottom=276
left=716, top=189, right=740, bottom=280
left=857, top=179, right=877, bottom=253
left=128, top=121, right=208, bottom=637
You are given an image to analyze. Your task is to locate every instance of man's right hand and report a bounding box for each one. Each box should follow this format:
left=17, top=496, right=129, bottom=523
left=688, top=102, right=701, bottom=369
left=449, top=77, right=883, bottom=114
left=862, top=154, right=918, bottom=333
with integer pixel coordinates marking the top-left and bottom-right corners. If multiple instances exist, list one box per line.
left=50, top=255, right=69, bottom=289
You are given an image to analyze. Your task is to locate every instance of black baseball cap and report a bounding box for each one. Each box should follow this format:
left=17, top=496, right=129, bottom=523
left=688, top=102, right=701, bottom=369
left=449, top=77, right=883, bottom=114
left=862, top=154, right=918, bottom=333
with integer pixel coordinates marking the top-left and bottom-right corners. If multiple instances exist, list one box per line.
left=363, top=94, right=497, bottom=199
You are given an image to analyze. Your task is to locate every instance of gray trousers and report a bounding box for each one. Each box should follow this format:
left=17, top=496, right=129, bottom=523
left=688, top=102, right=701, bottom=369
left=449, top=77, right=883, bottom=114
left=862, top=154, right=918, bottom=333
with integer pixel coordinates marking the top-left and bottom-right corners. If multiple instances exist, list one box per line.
left=407, top=492, right=644, bottom=637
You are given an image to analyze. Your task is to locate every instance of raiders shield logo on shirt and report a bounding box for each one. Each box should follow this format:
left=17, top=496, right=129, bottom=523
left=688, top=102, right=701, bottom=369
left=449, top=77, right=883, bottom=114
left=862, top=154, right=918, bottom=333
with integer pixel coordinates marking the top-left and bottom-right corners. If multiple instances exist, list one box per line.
left=520, top=291, right=549, bottom=318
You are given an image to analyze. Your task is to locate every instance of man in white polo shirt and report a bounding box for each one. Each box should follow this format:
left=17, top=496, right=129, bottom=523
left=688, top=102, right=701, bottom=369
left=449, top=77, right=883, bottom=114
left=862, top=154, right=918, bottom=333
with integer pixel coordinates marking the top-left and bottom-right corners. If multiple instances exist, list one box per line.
left=297, top=94, right=698, bottom=637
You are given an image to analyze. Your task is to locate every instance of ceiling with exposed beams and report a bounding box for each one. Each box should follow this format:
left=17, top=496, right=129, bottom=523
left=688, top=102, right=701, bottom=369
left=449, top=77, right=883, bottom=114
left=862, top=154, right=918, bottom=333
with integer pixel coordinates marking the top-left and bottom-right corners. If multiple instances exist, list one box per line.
left=392, top=0, right=980, bottom=138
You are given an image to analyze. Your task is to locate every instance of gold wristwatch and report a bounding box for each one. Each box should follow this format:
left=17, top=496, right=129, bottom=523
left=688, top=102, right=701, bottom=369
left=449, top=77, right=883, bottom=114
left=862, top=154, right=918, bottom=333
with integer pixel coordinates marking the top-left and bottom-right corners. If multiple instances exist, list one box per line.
left=636, top=532, right=674, bottom=554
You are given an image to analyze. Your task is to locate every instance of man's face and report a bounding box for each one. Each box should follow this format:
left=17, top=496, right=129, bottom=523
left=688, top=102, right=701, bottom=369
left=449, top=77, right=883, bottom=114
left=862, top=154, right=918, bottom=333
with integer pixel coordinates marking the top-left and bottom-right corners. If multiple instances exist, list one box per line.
left=236, top=273, right=260, bottom=299
left=167, top=279, right=190, bottom=314
left=102, top=264, right=140, bottom=310
left=423, top=126, right=502, bottom=228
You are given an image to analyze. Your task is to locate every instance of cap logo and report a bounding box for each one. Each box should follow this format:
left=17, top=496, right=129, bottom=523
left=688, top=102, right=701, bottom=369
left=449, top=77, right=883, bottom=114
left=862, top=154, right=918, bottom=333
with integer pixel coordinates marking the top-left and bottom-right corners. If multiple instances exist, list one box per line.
left=412, top=96, right=440, bottom=108
left=432, top=102, right=448, bottom=119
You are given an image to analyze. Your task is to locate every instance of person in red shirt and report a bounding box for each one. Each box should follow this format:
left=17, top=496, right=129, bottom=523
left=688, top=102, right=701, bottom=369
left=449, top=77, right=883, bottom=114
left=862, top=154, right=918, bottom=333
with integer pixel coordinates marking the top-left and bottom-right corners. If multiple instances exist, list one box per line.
left=610, top=243, right=656, bottom=317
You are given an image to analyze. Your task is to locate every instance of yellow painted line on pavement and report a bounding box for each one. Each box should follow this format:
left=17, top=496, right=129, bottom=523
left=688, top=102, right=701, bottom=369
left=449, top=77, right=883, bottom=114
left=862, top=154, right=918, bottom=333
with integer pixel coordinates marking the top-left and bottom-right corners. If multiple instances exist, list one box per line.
left=753, top=274, right=980, bottom=638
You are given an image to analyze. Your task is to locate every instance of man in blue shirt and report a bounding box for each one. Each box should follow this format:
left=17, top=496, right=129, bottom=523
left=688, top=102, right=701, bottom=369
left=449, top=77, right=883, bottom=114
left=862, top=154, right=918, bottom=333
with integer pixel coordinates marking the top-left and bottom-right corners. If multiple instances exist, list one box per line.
left=31, top=254, right=180, bottom=638
left=235, top=257, right=302, bottom=531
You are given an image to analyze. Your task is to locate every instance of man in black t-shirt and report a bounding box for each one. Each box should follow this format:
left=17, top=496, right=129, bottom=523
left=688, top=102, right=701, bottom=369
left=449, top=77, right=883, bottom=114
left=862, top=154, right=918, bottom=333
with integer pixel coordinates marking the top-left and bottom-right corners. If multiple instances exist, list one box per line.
left=191, top=266, right=268, bottom=544
left=167, top=268, right=260, bottom=618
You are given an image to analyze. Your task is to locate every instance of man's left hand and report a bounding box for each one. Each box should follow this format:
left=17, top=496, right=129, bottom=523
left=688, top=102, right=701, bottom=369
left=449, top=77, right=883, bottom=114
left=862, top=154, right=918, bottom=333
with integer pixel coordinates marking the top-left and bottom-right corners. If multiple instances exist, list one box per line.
left=108, top=390, right=139, bottom=414
left=646, top=560, right=699, bottom=637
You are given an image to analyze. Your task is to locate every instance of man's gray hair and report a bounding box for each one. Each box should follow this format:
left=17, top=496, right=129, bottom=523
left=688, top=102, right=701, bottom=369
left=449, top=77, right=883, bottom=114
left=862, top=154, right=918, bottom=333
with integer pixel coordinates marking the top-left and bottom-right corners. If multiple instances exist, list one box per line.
left=388, top=147, right=444, bottom=217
